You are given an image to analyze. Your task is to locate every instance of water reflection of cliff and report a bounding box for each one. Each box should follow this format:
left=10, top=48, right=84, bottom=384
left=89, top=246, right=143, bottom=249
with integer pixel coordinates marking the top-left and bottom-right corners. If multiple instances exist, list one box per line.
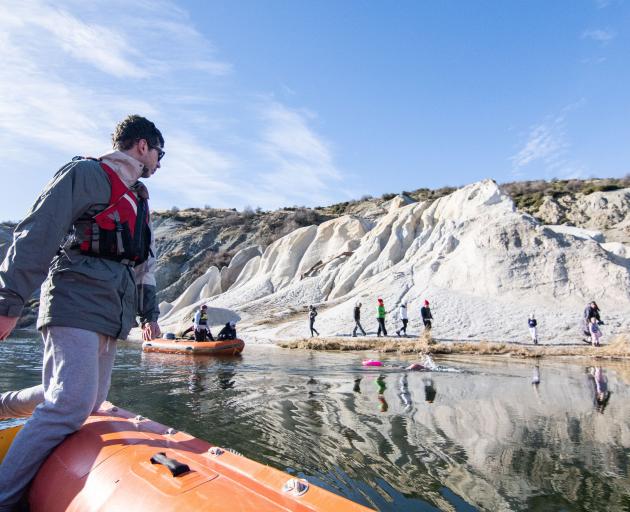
left=6, top=337, right=630, bottom=510
left=216, top=362, right=630, bottom=511
left=110, top=350, right=630, bottom=510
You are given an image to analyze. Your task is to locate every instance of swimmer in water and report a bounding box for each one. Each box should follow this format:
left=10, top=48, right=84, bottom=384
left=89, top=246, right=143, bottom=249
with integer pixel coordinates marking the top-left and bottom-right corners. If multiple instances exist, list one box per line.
left=405, top=354, right=436, bottom=371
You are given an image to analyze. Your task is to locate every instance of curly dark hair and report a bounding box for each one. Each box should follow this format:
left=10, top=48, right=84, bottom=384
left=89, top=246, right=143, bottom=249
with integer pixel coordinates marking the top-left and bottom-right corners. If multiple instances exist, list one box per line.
left=111, top=115, right=164, bottom=150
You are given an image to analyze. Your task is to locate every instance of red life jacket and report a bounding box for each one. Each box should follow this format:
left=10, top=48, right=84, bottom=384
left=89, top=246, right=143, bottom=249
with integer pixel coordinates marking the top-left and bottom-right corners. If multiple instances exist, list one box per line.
left=79, top=162, right=151, bottom=265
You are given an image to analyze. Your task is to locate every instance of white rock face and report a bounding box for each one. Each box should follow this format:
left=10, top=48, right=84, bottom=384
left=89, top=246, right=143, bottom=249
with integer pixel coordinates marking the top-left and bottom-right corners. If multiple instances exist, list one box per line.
left=545, top=225, right=605, bottom=242
left=159, top=180, right=630, bottom=343
left=220, top=245, right=262, bottom=291
left=163, top=266, right=222, bottom=319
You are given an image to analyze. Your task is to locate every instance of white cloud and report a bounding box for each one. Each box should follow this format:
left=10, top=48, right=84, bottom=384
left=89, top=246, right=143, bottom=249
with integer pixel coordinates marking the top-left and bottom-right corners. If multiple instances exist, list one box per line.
left=510, top=123, right=566, bottom=169
left=255, top=102, right=343, bottom=205
left=580, top=56, right=607, bottom=64
left=0, top=0, right=349, bottom=218
left=510, top=105, right=587, bottom=179
left=581, top=28, right=616, bottom=45
left=0, top=2, right=146, bottom=78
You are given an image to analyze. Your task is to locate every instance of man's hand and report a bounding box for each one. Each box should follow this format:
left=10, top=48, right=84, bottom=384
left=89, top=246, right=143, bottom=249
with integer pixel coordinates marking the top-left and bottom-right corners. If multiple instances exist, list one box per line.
left=0, top=316, right=19, bottom=341
left=142, top=321, right=161, bottom=341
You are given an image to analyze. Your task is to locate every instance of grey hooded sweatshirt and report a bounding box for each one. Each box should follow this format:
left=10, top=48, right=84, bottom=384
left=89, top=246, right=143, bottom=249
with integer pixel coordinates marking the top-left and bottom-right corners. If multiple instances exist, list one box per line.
left=0, top=153, right=159, bottom=339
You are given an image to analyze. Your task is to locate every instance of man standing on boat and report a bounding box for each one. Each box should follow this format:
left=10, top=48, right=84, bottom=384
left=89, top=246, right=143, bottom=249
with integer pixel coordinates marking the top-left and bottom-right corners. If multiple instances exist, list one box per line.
left=193, top=304, right=214, bottom=341
left=0, top=115, right=164, bottom=510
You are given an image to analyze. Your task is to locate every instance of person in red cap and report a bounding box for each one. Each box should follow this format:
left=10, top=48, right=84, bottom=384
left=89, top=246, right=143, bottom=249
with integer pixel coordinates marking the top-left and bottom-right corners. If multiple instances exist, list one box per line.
left=420, top=299, right=433, bottom=330
left=376, top=298, right=387, bottom=337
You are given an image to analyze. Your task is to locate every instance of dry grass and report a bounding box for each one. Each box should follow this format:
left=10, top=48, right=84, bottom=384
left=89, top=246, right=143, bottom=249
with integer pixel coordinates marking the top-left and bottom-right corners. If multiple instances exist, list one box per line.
left=278, top=334, right=630, bottom=360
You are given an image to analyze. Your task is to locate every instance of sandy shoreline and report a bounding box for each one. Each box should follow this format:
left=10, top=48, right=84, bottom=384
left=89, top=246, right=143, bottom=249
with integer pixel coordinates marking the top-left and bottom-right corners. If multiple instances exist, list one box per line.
left=278, top=334, right=630, bottom=360
left=15, top=326, right=630, bottom=360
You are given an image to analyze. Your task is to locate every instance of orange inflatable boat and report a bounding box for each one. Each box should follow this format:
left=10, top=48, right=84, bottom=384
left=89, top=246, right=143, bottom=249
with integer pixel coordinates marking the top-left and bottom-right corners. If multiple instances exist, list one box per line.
left=1, top=404, right=371, bottom=511
left=142, top=338, right=245, bottom=356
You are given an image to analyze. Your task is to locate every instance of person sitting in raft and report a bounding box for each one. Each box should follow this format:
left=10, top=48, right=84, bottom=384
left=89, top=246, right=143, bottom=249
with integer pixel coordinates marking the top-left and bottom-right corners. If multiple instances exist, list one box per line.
left=193, top=304, right=214, bottom=341
left=217, top=321, right=237, bottom=340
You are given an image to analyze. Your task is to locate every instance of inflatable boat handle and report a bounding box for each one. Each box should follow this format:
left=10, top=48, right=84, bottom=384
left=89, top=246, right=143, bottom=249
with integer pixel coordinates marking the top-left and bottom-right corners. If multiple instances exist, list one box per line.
left=150, top=452, right=190, bottom=477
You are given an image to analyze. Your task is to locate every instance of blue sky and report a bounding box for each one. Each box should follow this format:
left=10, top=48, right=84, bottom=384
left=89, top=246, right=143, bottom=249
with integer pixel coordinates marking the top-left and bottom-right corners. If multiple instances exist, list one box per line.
left=0, top=0, right=628, bottom=220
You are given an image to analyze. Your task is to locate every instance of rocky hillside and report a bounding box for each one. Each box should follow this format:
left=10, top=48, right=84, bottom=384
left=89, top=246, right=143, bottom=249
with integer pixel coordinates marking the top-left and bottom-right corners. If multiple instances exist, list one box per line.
left=157, top=179, right=630, bottom=344
left=152, top=177, right=630, bottom=308
left=153, top=207, right=335, bottom=302
left=501, top=177, right=630, bottom=243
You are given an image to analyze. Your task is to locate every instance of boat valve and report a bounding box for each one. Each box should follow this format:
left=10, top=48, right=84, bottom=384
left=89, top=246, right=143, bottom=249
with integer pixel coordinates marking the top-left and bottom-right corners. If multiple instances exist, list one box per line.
left=282, top=478, right=309, bottom=497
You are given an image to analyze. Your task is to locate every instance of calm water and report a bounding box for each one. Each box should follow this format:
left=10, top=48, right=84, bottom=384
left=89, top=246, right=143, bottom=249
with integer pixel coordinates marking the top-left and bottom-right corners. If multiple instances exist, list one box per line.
left=2, top=332, right=630, bottom=511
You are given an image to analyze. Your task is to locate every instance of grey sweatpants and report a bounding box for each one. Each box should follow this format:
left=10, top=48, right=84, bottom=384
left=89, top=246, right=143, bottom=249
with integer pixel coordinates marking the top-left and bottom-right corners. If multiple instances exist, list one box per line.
left=0, top=326, right=116, bottom=510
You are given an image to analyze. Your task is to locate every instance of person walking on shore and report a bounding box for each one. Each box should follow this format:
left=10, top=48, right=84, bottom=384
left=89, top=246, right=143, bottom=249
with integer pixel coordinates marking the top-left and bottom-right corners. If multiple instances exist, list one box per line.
left=0, top=115, right=164, bottom=510
left=589, top=317, right=602, bottom=347
left=420, top=300, right=433, bottom=330
left=352, top=302, right=366, bottom=337
left=528, top=313, right=538, bottom=345
left=376, top=298, right=387, bottom=337
left=309, top=305, right=319, bottom=337
left=396, top=302, right=408, bottom=337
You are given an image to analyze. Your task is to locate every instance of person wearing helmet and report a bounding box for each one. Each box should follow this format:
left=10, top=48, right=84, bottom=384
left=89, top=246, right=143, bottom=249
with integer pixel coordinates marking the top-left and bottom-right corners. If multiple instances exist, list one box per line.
left=376, top=298, right=387, bottom=337
left=217, top=321, right=237, bottom=340
left=420, top=299, right=433, bottom=330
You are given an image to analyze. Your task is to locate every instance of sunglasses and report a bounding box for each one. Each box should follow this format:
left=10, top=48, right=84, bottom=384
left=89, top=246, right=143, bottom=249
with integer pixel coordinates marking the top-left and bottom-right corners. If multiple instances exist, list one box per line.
left=148, top=142, right=165, bottom=161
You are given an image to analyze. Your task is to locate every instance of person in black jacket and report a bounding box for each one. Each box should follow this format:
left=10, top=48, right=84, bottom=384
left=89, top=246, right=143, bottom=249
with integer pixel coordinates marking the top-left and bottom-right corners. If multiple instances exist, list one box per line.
left=352, top=302, right=366, bottom=337
left=420, top=300, right=433, bottom=330
left=217, top=321, right=237, bottom=340
left=309, top=305, right=319, bottom=337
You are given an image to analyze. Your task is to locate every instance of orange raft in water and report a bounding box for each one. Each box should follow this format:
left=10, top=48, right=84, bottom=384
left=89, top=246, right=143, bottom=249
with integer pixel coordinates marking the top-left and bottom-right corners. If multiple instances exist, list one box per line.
left=142, top=338, right=245, bottom=356
left=25, top=404, right=372, bottom=512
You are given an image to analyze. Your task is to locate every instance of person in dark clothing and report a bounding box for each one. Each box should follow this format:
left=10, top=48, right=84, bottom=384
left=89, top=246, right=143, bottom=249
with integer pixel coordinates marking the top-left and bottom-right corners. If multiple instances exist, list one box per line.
left=309, top=305, right=319, bottom=337
left=217, top=321, right=237, bottom=340
left=420, top=300, right=433, bottom=330
left=423, top=378, right=437, bottom=403
left=352, top=302, right=367, bottom=337
left=585, top=301, right=602, bottom=323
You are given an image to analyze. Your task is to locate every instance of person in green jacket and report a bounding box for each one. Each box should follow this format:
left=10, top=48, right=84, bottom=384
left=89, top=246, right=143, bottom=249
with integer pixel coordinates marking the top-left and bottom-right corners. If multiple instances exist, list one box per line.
left=0, top=115, right=165, bottom=510
left=376, top=298, right=387, bottom=337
